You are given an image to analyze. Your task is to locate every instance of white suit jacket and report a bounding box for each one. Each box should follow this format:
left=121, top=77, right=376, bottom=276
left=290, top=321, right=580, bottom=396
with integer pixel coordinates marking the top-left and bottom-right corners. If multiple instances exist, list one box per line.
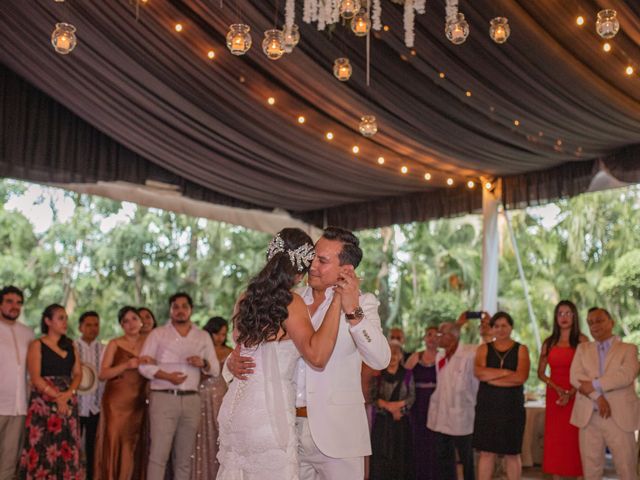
left=569, top=337, right=640, bottom=432
left=298, top=286, right=391, bottom=459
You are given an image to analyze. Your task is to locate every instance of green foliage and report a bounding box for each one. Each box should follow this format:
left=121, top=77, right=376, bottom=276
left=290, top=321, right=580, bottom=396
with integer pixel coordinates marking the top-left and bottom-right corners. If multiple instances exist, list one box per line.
left=1, top=179, right=639, bottom=394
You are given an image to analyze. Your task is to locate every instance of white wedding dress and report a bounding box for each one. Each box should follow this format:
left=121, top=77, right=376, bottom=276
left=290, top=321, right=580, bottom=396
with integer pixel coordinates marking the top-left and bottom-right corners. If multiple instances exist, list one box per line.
left=217, top=339, right=300, bottom=480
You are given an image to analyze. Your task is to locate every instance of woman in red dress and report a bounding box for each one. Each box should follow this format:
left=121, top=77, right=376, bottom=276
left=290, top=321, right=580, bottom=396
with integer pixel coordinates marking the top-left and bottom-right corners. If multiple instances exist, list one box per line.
left=537, top=300, right=588, bottom=478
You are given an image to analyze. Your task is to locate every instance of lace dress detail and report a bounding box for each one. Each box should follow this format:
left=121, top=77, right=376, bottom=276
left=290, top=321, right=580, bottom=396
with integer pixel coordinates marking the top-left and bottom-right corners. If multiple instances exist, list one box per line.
left=217, top=340, right=300, bottom=480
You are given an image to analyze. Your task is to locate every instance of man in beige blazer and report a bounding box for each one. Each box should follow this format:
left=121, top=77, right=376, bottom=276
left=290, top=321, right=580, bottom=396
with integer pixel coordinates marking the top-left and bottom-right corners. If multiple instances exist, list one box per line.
left=569, top=308, right=640, bottom=480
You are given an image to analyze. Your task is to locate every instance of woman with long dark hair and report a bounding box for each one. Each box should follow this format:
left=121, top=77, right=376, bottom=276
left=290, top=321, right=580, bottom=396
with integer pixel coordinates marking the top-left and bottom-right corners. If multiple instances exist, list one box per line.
left=186, top=317, right=232, bottom=480
left=137, top=307, right=157, bottom=335
left=94, top=306, right=153, bottom=480
left=19, top=304, right=84, bottom=479
left=537, top=300, right=587, bottom=479
left=217, top=228, right=343, bottom=480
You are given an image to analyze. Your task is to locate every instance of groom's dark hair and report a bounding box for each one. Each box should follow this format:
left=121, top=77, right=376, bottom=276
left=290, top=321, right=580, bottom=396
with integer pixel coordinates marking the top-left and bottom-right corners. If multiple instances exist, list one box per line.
left=322, top=227, right=362, bottom=269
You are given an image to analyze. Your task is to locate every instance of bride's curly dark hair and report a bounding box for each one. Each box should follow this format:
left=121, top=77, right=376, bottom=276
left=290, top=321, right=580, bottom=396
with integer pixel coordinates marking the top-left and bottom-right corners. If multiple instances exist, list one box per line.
left=235, top=228, right=314, bottom=348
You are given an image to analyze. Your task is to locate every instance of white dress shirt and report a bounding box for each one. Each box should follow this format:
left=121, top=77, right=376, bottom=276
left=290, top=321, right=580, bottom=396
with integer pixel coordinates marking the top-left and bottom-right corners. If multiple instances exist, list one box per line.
left=427, top=343, right=479, bottom=436
left=0, top=319, right=35, bottom=416
left=75, top=338, right=105, bottom=417
left=139, top=322, right=219, bottom=391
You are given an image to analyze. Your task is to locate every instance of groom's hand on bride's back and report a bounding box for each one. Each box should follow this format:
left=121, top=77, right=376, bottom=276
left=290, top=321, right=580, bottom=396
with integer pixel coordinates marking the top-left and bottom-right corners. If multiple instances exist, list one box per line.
left=228, top=345, right=256, bottom=380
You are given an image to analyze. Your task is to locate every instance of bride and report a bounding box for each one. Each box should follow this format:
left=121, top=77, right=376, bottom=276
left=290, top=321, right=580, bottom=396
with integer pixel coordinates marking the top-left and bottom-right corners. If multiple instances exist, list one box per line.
left=217, top=228, right=343, bottom=480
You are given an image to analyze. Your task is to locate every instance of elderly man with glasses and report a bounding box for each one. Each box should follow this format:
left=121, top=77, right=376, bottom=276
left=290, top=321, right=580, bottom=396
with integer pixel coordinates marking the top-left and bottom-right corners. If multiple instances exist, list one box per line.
left=427, top=321, right=479, bottom=480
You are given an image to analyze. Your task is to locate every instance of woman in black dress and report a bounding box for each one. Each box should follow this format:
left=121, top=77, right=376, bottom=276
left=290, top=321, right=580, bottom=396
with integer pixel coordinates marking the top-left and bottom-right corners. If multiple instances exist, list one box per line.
left=19, top=304, right=84, bottom=480
left=369, top=342, right=415, bottom=480
left=473, top=312, right=530, bottom=480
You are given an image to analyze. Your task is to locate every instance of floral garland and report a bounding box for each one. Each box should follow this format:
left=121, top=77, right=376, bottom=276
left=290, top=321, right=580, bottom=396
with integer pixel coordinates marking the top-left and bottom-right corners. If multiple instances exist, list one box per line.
left=445, top=0, right=458, bottom=23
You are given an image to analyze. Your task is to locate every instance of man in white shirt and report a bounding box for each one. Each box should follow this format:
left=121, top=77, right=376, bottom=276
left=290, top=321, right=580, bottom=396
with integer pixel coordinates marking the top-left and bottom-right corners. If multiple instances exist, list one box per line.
left=74, top=311, right=105, bottom=480
left=427, top=322, right=479, bottom=480
left=0, top=285, right=34, bottom=480
left=229, top=227, right=391, bottom=479
left=139, top=292, right=219, bottom=480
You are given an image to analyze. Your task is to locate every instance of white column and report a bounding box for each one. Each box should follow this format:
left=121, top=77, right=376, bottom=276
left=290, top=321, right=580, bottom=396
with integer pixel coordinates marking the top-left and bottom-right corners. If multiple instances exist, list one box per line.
left=481, top=178, right=500, bottom=315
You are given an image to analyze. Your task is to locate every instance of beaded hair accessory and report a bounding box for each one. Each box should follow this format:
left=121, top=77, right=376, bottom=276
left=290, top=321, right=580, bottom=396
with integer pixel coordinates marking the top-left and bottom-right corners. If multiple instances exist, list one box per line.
left=267, top=233, right=316, bottom=272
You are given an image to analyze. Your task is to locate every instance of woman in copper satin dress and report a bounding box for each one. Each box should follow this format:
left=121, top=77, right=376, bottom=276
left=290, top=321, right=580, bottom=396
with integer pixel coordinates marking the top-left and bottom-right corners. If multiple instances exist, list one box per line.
left=188, top=316, right=232, bottom=480
left=94, top=306, right=153, bottom=480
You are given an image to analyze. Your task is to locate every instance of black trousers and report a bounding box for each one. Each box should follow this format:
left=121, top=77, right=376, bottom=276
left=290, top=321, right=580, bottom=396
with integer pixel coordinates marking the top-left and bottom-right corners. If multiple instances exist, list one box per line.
left=80, top=413, right=100, bottom=480
left=434, top=431, right=474, bottom=480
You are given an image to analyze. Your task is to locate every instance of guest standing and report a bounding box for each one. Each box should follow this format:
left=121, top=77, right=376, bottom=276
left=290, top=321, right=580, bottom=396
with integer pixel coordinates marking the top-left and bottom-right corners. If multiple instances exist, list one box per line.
left=537, top=301, right=586, bottom=479
left=138, top=307, right=157, bottom=335
left=75, top=311, right=105, bottom=480
left=94, top=306, right=151, bottom=480
left=405, top=326, right=438, bottom=480
left=427, top=322, right=478, bottom=480
left=369, top=342, right=415, bottom=480
left=473, top=312, right=530, bottom=480
left=188, top=316, right=231, bottom=480
left=19, top=304, right=84, bottom=480
left=139, top=293, right=219, bottom=480
left=0, top=286, right=34, bottom=480
left=570, top=307, right=640, bottom=480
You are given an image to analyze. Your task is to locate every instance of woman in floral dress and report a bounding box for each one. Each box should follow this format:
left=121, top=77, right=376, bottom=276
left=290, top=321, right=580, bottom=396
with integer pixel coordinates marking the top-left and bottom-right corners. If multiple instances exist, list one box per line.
left=19, top=304, right=84, bottom=480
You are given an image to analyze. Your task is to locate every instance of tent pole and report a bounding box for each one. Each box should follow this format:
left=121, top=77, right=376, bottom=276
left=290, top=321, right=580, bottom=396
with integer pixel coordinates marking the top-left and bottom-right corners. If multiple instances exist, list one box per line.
left=481, top=178, right=500, bottom=316
left=503, top=207, right=542, bottom=353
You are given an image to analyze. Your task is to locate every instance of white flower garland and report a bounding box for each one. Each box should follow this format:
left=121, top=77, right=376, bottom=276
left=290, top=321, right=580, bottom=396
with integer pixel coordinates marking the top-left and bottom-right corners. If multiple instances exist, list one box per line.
left=372, top=0, right=382, bottom=30
left=445, top=0, right=458, bottom=23
left=285, top=0, right=295, bottom=28
left=414, top=0, right=426, bottom=15
left=404, top=0, right=415, bottom=47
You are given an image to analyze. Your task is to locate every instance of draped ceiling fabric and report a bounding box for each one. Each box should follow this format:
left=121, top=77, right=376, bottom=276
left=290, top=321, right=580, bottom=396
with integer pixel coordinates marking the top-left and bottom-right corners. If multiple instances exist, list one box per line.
left=1, top=0, right=639, bottom=230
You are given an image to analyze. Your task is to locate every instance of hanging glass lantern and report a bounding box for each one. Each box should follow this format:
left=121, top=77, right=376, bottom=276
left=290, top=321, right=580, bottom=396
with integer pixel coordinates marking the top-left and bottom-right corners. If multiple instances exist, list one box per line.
left=596, top=9, right=619, bottom=39
left=333, top=58, right=352, bottom=81
left=283, top=24, right=300, bottom=53
left=351, top=10, right=370, bottom=37
left=445, top=13, right=469, bottom=45
left=226, top=24, right=252, bottom=55
left=339, top=0, right=361, bottom=20
left=358, top=115, right=378, bottom=137
left=262, top=29, right=285, bottom=60
left=489, top=17, right=510, bottom=44
left=51, top=23, right=77, bottom=55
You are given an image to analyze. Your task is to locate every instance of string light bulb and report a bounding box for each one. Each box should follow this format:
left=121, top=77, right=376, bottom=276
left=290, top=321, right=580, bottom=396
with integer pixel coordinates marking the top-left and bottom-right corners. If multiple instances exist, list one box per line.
left=267, top=97, right=276, bottom=105
left=326, top=132, right=334, bottom=140
left=576, top=16, right=585, bottom=26
left=175, top=23, right=183, bottom=32
left=377, top=157, right=385, bottom=165
left=626, top=66, right=634, bottom=76
left=514, top=120, right=520, bottom=126
left=467, top=180, right=475, bottom=189
left=207, top=50, right=215, bottom=59
left=424, top=173, right=431, bottom=181
left=446, top=178, right=454, bottom=186
left=401, top=166, right=408, bottom=174
left=484, top=181, right=493, bottom=191
left=603, top=42, right=611, bottom=52
left=297, top=116, right=306, bottom=124
left=352, top=146, right=360, bottom=154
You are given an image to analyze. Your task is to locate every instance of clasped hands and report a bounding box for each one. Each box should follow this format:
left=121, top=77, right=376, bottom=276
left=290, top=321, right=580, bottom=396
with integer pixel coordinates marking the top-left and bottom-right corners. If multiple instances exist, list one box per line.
left=578, top=380, right=611, bottom=418
left=333, top=268, right=361, bottom=321
left=378, top=399, right=404, bottom=421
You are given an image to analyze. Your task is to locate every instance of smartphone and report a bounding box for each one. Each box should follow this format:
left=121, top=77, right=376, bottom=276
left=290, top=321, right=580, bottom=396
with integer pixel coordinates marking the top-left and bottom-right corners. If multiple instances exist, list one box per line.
left=466, top=311, right=482, bottom=319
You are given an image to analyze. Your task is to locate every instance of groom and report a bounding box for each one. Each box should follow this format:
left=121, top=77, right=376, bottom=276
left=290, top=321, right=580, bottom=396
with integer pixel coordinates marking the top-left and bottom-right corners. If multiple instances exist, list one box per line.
left=228, top=226, right=391, bottom=479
